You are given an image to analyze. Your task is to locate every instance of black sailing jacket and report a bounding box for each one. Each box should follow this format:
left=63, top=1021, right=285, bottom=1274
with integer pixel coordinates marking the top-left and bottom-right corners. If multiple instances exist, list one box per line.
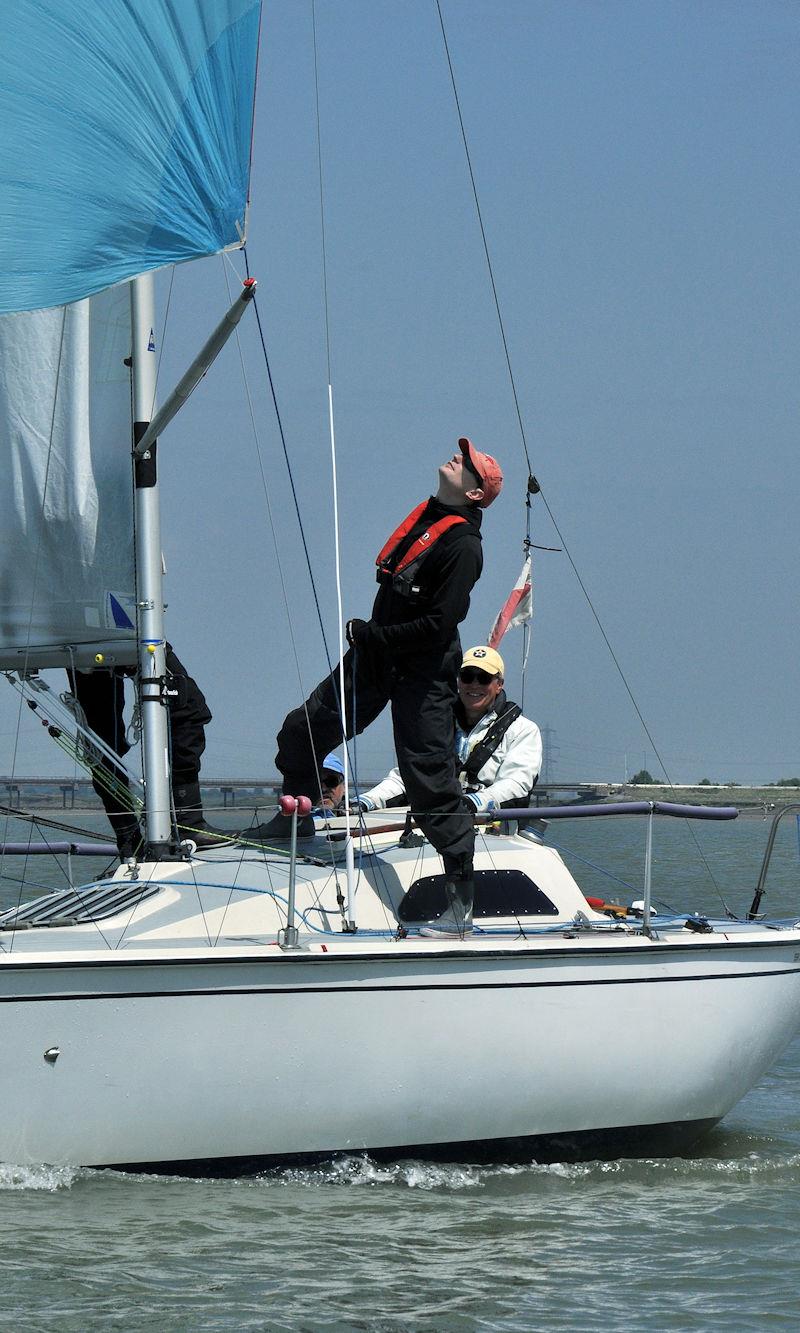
left=368, top=497, right=483, bottom=656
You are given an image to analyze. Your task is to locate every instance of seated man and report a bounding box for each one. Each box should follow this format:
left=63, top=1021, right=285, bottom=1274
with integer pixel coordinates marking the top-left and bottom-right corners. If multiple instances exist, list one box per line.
left=359, top=645, right=541, bottom=814
left=312, top=753, right=346, bottom=817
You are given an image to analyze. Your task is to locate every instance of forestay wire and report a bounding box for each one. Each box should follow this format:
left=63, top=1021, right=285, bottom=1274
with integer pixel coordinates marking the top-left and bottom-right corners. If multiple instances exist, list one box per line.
left=435, top=1, right=732, bottom=912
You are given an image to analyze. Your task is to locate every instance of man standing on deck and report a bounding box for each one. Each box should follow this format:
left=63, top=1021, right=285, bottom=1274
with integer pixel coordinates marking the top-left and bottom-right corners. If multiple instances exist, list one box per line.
left=251, top=437, right=503, bottom=937
left=68, top=645, right=227, bottom=859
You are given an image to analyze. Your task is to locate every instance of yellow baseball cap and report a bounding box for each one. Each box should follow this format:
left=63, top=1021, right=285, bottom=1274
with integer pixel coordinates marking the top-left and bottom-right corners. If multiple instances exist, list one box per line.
left=461, top=645, right=504, bottom=676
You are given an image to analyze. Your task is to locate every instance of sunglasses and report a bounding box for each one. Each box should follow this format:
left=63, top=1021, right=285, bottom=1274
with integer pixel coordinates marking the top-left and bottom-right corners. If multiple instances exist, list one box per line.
left=321, top=773, right=343, bottom=788
left=459, top=668, right=496, bottom=685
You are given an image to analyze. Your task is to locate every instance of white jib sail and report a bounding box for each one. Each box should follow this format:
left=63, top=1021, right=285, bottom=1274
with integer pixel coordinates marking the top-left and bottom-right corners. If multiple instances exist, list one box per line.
left=0, top=284, right=136, bottom=669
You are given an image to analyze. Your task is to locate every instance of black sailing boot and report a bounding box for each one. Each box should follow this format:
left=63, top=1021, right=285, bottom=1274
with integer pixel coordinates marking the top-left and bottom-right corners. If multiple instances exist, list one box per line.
left=173, top=780, right=233, bottom=848
left=244, top=774, right=317, bottom=843
left=420, top=854, right=474, bottom=938
left=247, top=807, right=316, bottom=843
left=110, top=812, right=144, bottom=862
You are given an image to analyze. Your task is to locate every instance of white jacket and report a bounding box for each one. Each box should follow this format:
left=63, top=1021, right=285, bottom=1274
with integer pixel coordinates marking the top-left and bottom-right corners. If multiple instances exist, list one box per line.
left=362, top=703, right=542, bottom=812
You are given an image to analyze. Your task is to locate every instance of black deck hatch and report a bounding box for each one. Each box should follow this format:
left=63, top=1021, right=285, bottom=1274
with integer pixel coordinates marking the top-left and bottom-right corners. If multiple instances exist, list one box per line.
left=398, top=868, right=558, bottom=922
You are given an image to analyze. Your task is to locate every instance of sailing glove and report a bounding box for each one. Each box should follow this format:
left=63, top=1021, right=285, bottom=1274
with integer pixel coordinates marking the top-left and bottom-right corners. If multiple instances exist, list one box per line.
left=348, top=797, right=375, bottom=815
left=465, top=793, right=498, bottom=813
left=346, top=618, right=372, bottom=648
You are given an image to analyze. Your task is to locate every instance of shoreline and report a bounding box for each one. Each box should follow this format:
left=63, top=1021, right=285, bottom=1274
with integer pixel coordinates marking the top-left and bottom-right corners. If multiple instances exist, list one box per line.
left=2, top=778, right=798, bottom=814
left=609, top=784, right=800, bottom=809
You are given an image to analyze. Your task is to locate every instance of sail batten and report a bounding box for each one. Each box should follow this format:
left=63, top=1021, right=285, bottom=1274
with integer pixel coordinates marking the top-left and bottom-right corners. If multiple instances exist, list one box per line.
left=0, top=1, right=261, bottom=314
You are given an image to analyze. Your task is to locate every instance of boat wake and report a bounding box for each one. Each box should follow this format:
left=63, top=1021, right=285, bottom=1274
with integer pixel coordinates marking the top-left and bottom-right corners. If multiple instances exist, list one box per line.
left=3, top=1142, right=800, bottom=1192
left=0, top=1162, right=83, bottom=1192
left=244, top=1145, right=800, bottom=1191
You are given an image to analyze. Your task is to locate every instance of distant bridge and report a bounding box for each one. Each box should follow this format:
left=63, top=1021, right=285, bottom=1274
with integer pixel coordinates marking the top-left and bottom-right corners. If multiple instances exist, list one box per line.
left=1, top=776, right=612, bottom=810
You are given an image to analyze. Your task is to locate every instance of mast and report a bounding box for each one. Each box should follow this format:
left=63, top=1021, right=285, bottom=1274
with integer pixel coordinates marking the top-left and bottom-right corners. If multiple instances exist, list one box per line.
left=130, top=272, right=173, bottom=856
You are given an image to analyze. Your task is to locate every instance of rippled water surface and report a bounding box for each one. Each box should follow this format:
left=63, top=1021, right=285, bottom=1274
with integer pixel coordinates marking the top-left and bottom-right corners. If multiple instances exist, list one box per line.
left=1, top=811, right=800, bottom=1330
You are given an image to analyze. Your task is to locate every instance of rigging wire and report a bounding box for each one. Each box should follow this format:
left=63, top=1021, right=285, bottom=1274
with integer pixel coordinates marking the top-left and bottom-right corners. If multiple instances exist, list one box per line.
left=0, top=801, right=118, bottom=842
left=311, top=1, right=333, bottom=390
left=0, top=284, right=157, bottom=927
left=218, top=254, right=349, bottom=904
left=153, top=264, right=176, bottom=415
left=437, top=0, right=544, bottom=709
left=311, top=0, right=357, bottom=925
left=9, top=675, right=143, bottom=797
left=239, top=248, right=335, bottom=686
left=6, top=277, right=164, bottom=932
left=219, top=258, right=318, bottom=716
left=435, top=1, right=732, bottom=912
left=435, top=0, right=532, bottom=474
left=140, top=266, right=213, bottom=930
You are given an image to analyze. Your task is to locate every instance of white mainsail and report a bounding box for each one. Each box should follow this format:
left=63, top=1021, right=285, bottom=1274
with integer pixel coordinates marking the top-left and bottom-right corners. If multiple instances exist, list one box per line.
left=0, top=286, right=135, bottom=668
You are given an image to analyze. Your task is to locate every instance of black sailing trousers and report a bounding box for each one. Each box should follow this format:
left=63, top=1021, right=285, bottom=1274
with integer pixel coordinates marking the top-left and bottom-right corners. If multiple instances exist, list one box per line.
left=276, top=640, right=475, bottom=866
left=68, top=667, right=140, bottom=854
left=68, top=647, right=211, bottom=851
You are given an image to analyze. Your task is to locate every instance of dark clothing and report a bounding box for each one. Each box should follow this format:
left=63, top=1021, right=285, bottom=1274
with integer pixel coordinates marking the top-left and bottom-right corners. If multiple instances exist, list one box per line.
left=68, top=645, right=211, bottom=853
left=69, top=667, right=140, bottom=856
left=164, top=647, right=212, bottom=783
left=276, top=497, right=483, bottom=863
left=369, top=498, right=483, bottom=653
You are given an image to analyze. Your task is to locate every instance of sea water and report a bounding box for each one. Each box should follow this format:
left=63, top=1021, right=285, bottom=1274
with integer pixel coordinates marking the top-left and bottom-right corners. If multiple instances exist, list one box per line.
left=1, top=811, right=799, bottom=1331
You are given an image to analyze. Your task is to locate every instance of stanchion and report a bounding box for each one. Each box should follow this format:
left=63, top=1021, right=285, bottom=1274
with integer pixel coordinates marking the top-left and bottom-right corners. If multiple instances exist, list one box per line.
left=278, top=794, right=312, bottom=949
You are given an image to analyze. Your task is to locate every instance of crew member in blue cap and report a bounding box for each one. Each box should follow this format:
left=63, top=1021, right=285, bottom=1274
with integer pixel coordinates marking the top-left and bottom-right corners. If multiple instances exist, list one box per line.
left=312, top=752, right=346, bottom=817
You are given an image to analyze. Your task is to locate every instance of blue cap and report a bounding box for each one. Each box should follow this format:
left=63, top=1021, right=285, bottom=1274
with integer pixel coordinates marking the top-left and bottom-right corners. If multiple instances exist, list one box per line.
left=322, top=752, right=344, bottom=778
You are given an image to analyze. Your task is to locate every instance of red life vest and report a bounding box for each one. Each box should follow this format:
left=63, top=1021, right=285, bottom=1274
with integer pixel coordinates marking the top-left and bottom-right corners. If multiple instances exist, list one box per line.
left=376, top=501, right=467, bottom=597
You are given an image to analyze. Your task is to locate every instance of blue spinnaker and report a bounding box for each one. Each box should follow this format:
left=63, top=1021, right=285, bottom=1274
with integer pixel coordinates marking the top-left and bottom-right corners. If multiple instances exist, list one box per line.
left=0, top=0, right=261, bottom=314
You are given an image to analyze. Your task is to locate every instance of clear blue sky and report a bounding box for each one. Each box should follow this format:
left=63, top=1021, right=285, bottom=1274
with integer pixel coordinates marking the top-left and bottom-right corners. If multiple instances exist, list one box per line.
left=3, top=0, right=798, bottom=785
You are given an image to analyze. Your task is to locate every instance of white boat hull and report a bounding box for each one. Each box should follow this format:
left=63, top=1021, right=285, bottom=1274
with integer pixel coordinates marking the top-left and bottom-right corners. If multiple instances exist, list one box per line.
left=3, top=935, right=799, bottom=1170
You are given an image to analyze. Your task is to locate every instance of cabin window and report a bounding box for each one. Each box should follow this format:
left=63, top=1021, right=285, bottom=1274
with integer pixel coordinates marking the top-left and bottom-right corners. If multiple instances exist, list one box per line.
left=398, top=868, right=558, bottom=922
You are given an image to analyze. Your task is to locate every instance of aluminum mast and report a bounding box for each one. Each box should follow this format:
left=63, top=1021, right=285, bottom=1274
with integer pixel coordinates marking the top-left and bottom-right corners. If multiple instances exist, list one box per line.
left=131, top=273, right=173, bottom=856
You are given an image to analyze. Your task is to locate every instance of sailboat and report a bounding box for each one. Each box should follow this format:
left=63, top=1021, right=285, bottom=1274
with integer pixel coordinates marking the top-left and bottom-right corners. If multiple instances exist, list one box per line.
left=1, top=2, right=799, bottom=1174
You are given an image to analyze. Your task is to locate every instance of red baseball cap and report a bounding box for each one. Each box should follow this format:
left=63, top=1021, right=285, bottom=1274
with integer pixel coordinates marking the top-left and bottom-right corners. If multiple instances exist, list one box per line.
left=459, top=438, right=503, bottom=507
